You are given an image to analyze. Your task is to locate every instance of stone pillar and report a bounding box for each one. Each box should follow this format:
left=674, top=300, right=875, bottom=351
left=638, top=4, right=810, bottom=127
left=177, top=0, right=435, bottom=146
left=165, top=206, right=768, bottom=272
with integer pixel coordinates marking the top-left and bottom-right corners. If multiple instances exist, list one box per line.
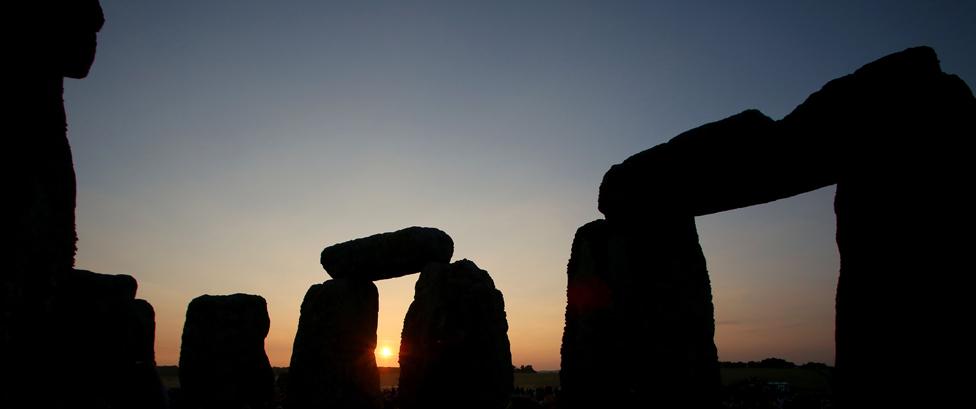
left=287, top=279, right=382, bottom=409
left=123, top=299, right=168, bottom=409
left=49, top=269, right=167, bottom=408
left=560, top=219, right=719, bottom=409
left=3, top=3, right=104, bottom=407
left=398, top=259, right=513, bottom=409
left=594, top=46, right=976, bottom=408
left=179, top=294, right=275, bottom=409
left=560, top=220, right=616, bottom=408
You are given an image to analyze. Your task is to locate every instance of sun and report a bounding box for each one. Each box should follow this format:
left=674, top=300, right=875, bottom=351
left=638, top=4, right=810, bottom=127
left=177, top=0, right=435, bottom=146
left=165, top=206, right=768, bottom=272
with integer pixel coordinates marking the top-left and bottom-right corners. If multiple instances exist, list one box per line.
left=379, top=346, right=393, bottom=359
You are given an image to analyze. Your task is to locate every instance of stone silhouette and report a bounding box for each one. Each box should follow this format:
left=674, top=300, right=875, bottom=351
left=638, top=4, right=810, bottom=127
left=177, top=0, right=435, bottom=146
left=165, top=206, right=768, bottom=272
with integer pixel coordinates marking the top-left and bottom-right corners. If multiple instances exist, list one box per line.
left=299, top=226, right=462, bottom=408
left=4, top=0, right=104, bottom=356
left=8, top=1, right=102, bottom=278
left=180, top=294, right=275, bottom=409
left=560, top=221, right=617, bottom=409
left=55, top=269, right=167, bottom=409
left=320, top=226, right=454, bottom=280
left=126, top=299, right=169, bottom=409
left=2, top=2, right=169, bottom=408
left=287, top=279, right=382, bottom=409
left=587, top=46, right=975, bottom=408
left=560, top=219, right=719, bottom=409
left=398, top=259, right=513, bottom=409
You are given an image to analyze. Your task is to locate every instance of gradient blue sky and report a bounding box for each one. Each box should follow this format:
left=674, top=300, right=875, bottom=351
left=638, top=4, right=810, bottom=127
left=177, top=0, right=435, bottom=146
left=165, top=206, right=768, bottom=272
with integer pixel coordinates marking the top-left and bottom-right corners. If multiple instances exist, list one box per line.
left=66, top=0, right=975, bottom=368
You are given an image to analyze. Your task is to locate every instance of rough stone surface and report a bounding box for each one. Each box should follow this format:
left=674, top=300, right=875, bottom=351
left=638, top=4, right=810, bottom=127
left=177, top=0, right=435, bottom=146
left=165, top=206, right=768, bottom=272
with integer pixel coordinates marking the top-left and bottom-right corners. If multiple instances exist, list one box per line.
left=180, top=293, right=275, bottom=409
left=560, top=219, right=719, bottom=409
left=320, top=226, right=454, bottom=280
left=4, top=3, right=167, bottom=408
left=598, top=109, right=791, bottom=217
left=3, top=3, right=105, bottom=407
left=593, top=47, right=976, bottom=408
left=598, top=47, right=973, bottom=221
left=810, top=48, right=974, bottom=409
left=287, top=279, right=382, bottom=409
left=49, top=269, right=167, bottom=408
left=398, top=259, right=513, bottom=409
left=124, top=299, right=168, bottom=409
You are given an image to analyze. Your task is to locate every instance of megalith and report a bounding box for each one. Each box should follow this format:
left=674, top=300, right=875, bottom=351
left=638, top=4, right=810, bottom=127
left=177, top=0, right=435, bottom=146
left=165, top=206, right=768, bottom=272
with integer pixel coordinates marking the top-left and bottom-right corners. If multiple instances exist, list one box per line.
left=320, top=226, right=454, bottom=281
left=560, top=221, right=616, bottom=407
left=124, top=299, right=168, bottom=409
left=591, top=46, right=975, bottom=408
left=5, top=3, right=167, bottom=408
left=48, top=269, right=166, bottom=408
left=287, top=279, right=382, bottom=409
left=4, top=3, right=105, bottom=406
left=398, top=259, right=513, bottom=409
left=179, top=294, right=275, bottom=409
left=293, top=226, right=456, bottom=409
left=560, top=219, right=719, bottom=409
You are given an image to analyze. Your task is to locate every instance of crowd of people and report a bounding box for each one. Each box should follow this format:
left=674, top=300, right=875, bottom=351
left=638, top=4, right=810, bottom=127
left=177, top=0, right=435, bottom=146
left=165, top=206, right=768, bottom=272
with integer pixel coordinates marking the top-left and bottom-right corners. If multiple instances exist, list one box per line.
left=722, top=378, right=832, bottom=409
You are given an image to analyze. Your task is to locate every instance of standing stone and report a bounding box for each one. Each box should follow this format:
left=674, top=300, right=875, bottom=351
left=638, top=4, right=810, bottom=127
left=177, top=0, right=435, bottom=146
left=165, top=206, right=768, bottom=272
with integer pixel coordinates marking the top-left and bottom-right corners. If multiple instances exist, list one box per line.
left=594, top=47, right=976, bottom=408
left=560, top=221, right=615, bottom=408
left=55, top=269, right=135, bottom=407
left=3, top=2, right=104, bottom=406
left=53, top=269, right=167, bottom=409
left=287, top=279, right=381, bottom=409
left=180, top=294, right=275, bottom=409
left=123, top=299, right=168, bottom=409
left=398, top=259, right=513, bottom=409
left=560, top=219, right=719, bottom=409
left=320, top=226, right=454, bottom=280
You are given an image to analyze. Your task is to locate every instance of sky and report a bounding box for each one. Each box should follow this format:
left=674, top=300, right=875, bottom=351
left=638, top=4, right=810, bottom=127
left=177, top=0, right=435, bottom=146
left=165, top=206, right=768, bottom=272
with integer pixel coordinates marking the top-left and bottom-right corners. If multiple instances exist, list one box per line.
left=66, top=0, right=975, bottom=369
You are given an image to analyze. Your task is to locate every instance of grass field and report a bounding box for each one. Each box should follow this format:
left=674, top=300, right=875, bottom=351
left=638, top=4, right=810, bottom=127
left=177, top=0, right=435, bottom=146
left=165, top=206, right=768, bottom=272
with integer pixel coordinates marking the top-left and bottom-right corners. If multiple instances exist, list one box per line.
left=721, top=368, right=832, bottom=392
left=158, top=367, right=562, bottom=390
left=158, top=366, right=832, bottom=393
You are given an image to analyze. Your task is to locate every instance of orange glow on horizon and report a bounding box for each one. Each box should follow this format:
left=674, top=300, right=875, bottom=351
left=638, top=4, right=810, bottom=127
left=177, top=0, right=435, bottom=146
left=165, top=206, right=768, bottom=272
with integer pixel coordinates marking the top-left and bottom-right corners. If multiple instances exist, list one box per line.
left=376, top=340, right=398, bottom=365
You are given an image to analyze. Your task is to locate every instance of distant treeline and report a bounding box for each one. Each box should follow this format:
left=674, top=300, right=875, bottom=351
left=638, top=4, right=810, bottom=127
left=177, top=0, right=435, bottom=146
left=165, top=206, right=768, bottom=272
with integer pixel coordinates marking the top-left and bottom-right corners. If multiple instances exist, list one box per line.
left=720, top=358, right=831, bottom=369
left=158, top=360, right=831, bottom=374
